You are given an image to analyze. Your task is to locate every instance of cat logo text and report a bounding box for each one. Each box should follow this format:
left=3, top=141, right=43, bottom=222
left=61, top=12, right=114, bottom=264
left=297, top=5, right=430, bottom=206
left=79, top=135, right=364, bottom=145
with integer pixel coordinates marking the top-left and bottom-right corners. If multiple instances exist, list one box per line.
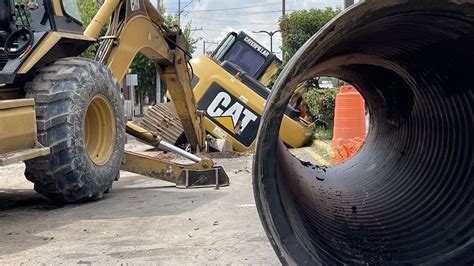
left=207, top=91, right=258, bottom=134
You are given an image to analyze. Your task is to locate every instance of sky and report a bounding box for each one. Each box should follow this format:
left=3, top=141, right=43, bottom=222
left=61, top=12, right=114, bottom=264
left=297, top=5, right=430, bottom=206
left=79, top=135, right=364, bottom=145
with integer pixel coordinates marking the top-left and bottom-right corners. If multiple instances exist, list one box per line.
left=155, top=0, right=359, bottom=59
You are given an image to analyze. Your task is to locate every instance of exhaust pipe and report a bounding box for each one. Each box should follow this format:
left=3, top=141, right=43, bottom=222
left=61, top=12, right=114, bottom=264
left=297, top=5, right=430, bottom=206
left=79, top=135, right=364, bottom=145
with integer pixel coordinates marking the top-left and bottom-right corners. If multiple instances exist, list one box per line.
left=253, top=0, right=474, bottom=264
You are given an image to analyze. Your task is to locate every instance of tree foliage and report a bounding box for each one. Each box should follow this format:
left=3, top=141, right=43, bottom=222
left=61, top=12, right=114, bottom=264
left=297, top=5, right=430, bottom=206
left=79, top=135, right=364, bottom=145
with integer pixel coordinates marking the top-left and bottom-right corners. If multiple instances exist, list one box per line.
left=131, top=4, right=200, bottom=104
left=78, top=0, right=99, bottom=59
left=279, top=8, right=340, bottom=62
left=130, top=53, right=156, bottom=103
left=278, top=7, right=342, bottom=140
left=162, top=7, right=200, bottom=54
left=303, top=88, right=338, bottom=130
left=78, top=1, right=200, bottom=103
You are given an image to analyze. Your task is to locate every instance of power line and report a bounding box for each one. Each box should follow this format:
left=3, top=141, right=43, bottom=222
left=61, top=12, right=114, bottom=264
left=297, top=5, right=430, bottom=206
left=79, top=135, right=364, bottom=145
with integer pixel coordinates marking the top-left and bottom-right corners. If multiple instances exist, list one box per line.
left=190, top=2, right=281, bottom=12
left=184, top=10, right=294, bottom=15
left=190, top=18, right=278, bottom=25
left=167, top=2, right=279, bottom=14
left=196, top=28, right=232, bottom=32
left=176, top=0, right=195, bottom=26
left=203, top=40, right=219, bottom=54
left=197, top=28, right=212, bottom=38
left=173, top=10, right=290, bottom=18
left=188, top=13, right=276, bottom=19
left=195, top=22, right=278, bottom=26
left=196, top=27, right=279, bottom=33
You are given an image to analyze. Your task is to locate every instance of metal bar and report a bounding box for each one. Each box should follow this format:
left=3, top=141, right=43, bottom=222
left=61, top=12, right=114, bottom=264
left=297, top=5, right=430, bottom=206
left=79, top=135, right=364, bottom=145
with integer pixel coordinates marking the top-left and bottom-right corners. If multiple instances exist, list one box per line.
left=84, top=0, right=120, bottom=39
left=121, top=151, right=230, bottom=188
left=126, top=122, right=202, bottom=162
left=0, top=147, right=50, bottom=166
left=159, top=140, right=202, bottom=162
left=121, top=150, right=180, bottom=183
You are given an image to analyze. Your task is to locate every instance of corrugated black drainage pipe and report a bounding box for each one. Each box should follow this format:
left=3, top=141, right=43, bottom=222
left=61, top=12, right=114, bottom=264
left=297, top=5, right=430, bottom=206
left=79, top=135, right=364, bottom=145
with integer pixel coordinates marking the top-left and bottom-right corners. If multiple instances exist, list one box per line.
left=253, top=0, right=473, bottom=264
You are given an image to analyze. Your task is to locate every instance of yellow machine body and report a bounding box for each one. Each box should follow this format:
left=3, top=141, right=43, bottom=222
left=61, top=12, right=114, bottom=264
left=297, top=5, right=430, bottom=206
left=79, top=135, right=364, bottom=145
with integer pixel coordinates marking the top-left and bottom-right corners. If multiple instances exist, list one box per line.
left=191, top=55, right=313, bottom=152
left=0, top=99, right=37, bottom=154
left=0, top=0, right=229, bottom=192
left=0, top=0, right=206, bottom=160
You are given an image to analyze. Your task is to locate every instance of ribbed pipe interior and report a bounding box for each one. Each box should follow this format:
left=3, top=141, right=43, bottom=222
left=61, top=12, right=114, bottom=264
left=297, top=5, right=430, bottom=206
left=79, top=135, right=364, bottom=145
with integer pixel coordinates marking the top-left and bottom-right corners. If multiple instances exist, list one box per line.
left=253, top=1, right=473, bottom=264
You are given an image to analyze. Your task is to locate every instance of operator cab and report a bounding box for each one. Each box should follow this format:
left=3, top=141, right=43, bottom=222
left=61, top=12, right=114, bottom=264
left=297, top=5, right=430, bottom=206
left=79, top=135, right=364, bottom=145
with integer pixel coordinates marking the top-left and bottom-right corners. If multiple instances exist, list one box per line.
left=204, top=32, right=301, bottom=120
left=191, top=31, right=312, bottom=152
left=211, top=32, right=281, bottom=88
left=0, top=0, right=90, bottom=85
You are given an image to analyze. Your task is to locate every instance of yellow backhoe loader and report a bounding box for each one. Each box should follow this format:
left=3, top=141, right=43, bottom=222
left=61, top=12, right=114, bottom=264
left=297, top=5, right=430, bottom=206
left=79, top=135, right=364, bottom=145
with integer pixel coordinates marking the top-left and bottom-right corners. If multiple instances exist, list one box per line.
left=5, top=0, right=469, bottom=263
left=142, top=31, right=314, bottom=152
left=0, top=0, right=228, bottom=203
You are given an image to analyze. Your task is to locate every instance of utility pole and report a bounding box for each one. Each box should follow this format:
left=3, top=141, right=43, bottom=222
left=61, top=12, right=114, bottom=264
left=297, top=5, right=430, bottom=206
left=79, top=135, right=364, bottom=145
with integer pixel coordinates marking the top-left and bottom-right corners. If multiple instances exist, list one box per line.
left=203, top=40, right=218, bottom=55
left=282, top=0, right=285, bottom=16
left=252, top=30, right=280, bottom=53
left=178, top=0, right=181, bottom=26
left=177, top=1, right=194, bottom=26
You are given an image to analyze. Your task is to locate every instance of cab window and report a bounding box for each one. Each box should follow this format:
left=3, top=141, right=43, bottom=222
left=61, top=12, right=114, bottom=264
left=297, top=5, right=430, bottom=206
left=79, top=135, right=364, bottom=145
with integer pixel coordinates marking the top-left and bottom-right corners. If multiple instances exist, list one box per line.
left=61, top=0, right=82, bottom=23
left=213, top=34, right=236, bottom=60
left=223, top=41, right=265, bottom=76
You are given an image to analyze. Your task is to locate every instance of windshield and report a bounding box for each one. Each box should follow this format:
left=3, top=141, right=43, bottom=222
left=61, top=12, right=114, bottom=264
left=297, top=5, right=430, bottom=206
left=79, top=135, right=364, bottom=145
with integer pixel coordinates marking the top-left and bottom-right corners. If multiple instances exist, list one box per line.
left=223, top=41, right=266, bottom=76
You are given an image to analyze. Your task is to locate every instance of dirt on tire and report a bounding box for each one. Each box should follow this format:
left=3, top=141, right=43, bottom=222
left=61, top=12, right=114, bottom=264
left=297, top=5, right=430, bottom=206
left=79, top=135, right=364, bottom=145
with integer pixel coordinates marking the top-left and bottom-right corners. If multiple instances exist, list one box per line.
left=24, top=57, right=125, bottom=203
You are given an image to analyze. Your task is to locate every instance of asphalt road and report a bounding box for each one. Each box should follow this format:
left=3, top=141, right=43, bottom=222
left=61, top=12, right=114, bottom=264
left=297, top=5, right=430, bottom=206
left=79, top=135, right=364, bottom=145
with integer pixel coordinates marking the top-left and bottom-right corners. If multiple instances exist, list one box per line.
left=0, top=142, right=280, bottom=264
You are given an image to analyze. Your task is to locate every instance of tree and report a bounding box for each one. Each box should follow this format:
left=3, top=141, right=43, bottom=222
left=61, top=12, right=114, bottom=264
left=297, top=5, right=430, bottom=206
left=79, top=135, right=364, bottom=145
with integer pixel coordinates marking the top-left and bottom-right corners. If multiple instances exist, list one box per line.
left=279, top=8, right=341, bottom=140
left=162, top=8, right=200, bottom=54
left=78, top=0, right=99, bottom=59
left=279, top=8, right=340, bottom=63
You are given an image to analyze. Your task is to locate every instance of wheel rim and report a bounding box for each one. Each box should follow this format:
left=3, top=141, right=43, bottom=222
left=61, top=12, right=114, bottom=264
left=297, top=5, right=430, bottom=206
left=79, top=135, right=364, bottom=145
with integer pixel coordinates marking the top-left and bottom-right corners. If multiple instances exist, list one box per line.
left=84, top=95, right=115, bottom=165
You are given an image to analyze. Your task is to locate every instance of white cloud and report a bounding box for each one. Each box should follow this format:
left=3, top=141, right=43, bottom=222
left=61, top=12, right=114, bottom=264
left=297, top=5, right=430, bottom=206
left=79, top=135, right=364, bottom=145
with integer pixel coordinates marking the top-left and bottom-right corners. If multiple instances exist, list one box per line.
left=158, top=0, right=354, bottom=59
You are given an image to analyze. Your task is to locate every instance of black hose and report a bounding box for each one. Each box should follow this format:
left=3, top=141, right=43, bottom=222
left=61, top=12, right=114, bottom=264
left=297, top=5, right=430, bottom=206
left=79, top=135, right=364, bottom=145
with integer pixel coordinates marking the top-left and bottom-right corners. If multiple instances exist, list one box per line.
left=253, top=0, right=474, bottom=264
left=4, top=27, right=34, bottom=58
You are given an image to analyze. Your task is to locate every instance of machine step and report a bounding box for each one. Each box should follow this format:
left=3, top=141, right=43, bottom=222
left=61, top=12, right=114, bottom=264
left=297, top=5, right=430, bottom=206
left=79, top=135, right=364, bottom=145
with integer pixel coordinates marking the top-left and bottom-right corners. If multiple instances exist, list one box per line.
left=0, top=147, right=50, bottom=166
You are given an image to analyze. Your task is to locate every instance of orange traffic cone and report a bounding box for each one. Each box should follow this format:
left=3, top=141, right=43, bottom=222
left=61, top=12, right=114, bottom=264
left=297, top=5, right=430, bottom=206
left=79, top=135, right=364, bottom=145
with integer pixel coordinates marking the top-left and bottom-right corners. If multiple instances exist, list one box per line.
left=332, top=85, right=366, bottom=147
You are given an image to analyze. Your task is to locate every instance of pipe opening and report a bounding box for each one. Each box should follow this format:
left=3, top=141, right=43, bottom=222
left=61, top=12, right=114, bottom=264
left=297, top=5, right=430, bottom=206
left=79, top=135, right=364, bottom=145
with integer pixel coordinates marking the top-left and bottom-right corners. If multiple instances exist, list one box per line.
left=254, top=1, right=473, bottom=264
left=291, top=81, right=368, bottom=166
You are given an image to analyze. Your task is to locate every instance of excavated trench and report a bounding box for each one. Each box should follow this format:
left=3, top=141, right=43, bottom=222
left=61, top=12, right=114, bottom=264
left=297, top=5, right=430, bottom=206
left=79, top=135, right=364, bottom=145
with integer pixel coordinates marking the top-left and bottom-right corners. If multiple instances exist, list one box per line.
left=253, top=1, right=473, bottom=264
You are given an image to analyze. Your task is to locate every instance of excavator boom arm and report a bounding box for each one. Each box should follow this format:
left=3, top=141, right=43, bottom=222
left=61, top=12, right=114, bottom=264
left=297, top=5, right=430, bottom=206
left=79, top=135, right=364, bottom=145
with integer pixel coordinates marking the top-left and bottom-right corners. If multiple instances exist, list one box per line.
left=91, top=0, right=205, bottom=151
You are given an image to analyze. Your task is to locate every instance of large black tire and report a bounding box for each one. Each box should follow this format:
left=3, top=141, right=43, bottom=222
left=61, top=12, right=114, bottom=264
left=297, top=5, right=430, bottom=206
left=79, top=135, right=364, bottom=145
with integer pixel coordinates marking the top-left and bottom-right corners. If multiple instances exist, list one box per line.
left=24, top=57, right=125, bottom=203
